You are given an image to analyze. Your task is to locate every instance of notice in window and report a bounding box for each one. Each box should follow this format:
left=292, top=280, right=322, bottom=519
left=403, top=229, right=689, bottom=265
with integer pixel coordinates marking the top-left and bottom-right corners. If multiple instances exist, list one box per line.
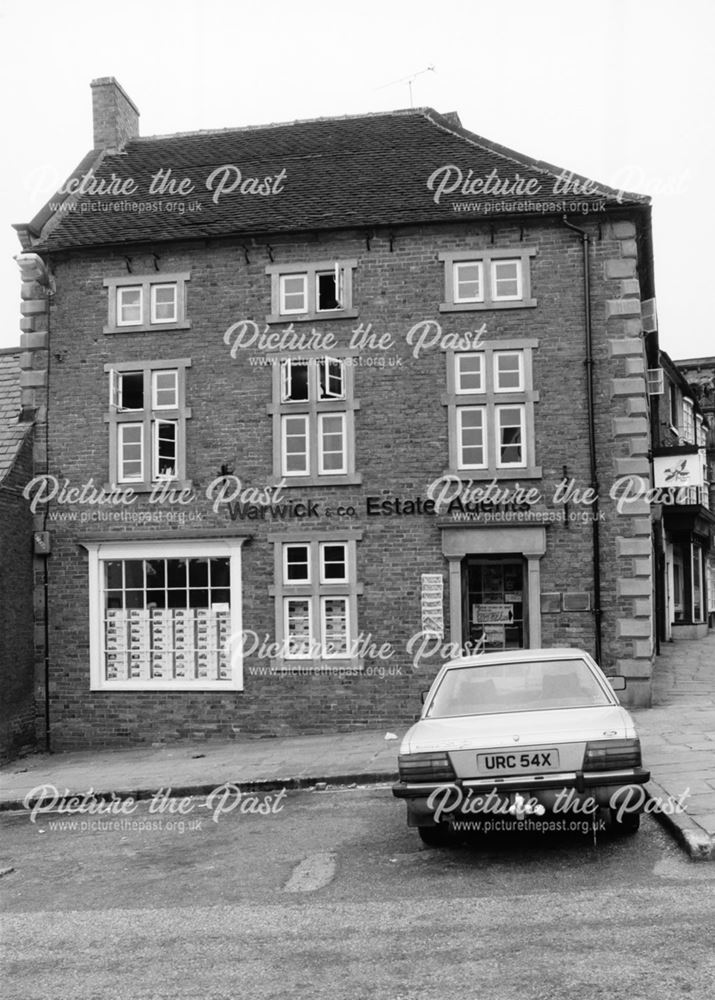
left=473, top=604, right=514, bottom=624
left=421, top=573, right=444, bottom=638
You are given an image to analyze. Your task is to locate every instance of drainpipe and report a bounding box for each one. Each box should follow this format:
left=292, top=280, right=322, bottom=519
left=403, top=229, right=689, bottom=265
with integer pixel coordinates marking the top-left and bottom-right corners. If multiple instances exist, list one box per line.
left=562, top=217, right=602, bottom=664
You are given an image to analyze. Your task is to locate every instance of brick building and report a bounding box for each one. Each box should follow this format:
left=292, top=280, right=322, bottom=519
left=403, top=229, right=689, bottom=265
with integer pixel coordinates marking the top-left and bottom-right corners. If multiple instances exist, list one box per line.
left=0, top=349, right=36, bottom=761
left=649, top=352, right=714, bottom=641
left=670, top=355, right=715, bottom=630
left=14, top=78, right=664, bottom=749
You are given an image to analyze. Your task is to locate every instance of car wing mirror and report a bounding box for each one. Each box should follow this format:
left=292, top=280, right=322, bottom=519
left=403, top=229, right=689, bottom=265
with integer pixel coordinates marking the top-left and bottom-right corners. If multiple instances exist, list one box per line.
left=610, top=676, right=626, bottom=691
left=420, top=690, right=429, bottom=705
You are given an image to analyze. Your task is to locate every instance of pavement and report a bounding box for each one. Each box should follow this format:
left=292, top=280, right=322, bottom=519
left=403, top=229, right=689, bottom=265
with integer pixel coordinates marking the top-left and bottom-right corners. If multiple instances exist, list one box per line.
left=632, top=630, right=715, bottom=861
left=1, top=633, right=714, bottom=860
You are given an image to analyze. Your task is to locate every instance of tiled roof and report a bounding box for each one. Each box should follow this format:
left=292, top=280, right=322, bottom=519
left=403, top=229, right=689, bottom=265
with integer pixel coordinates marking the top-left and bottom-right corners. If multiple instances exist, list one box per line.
left=0, top=351, right=30, bottom=483
left=26, top=109, right=649, bottom=252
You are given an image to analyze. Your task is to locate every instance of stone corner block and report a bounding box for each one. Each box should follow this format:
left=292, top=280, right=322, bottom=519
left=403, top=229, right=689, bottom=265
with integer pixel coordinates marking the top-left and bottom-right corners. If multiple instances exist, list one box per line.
left=612, top=220, right=637, bottom=239
left=19, top=369, right=47, bottom=389
left=605, top=258, right=636, bottom=279
left=611, top=377, right=646, bottom=397
left=608, top=337, right=642, bottom=358
left=617, top=577, right=652, bottom=597
left=615, top=658, right=654, bottom=679
left=606, top=299, right=641, bottom=320
left=616, top=618, right=653, bottom=639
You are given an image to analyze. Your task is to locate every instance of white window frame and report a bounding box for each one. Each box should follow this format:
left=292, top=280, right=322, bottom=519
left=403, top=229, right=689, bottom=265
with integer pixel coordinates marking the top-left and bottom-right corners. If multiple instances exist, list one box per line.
left=115, top=370, right=144, bottom=411
left=118, top=422, right=144, bottom=482
left=315, top=269, right=343, bottom=313
left=283, top=543, right=311, bottom=584
left=495, top=404, right=526, bottom=468
left=152, top=419, right=179, bottom=481
left=104, top=273, right=191, bottom=334
left=280, top=358, right=310, bottom=403
left=150, top=283, right=178, bottom=324
left=266, top=260, right=358, bottom=323
left=279, top=274, right=309, bottom=315
left=494, top=351, right=525, bottom=392
left=457, top=406, right=487, bottom=470
left=456, top=353, right=485, bottom=394
left=152, top=369, right=179, bottom=410
left=105, top=358, right=192, bottom=491
left=270, top=354, right=360, bottom=486
left=318, top=412, right=347, bottom=475
left=319, top=541, right=348, bottom=584
left=439, top=249, right=537, bottom=312
left=491, top=258, right=523, bottom=301
left=84, top=538, right=245, bottom=692
left=117, top=286, right=143, bottom=327
left=281, top=414, right=310, bottom=477
left=284, top=596, right=314, bottom=658
left=453, top=261, right=484, bottom=304
left=320, top=595, right=351, bottom=660
left=269, top=533, right=363, bottom=669
left=444, top=340, right=541, bottom=480
left=318, top=357, right=346, bottom=400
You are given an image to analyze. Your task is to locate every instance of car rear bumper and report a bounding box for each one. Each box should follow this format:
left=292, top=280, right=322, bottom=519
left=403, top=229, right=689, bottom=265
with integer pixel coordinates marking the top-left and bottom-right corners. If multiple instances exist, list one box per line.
left=392, top=767, right=650, bottom=799
left=393, top=768, right=651, bottom=826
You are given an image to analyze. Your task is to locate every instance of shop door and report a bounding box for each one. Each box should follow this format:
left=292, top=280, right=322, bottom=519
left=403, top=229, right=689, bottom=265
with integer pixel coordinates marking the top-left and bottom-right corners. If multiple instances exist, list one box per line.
left=463, top=557, right=526, bottom=651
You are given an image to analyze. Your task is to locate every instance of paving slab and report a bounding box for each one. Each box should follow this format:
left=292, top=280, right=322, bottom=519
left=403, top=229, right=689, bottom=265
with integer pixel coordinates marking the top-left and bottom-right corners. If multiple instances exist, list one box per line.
left=633, top=631, right=715, bottom=860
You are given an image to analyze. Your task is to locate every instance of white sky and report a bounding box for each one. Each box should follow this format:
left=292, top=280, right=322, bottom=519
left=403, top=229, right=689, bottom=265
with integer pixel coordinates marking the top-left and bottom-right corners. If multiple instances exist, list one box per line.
left=0, top=0, right=712, bottom=358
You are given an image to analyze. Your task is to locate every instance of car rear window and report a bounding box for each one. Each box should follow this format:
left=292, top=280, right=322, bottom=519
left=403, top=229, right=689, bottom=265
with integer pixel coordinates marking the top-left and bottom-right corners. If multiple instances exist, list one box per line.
left=426, top=658, right=612, bottom=718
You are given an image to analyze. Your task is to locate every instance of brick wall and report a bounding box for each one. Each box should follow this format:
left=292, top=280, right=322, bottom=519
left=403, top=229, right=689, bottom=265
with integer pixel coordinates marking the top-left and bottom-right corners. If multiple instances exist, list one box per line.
left=38, top=212, right=654, bottom=748
left=0, top=431, right=37, bottom=762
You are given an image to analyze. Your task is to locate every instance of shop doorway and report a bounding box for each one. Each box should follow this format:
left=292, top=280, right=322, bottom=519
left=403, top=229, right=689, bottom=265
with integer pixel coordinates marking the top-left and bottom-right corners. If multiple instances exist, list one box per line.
left=462, top=556, right=527, bottom=652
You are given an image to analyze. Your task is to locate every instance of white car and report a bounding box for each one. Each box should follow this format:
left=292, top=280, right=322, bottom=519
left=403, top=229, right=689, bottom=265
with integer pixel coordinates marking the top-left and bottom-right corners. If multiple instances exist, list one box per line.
left=393, top=648, right=650, bottom=846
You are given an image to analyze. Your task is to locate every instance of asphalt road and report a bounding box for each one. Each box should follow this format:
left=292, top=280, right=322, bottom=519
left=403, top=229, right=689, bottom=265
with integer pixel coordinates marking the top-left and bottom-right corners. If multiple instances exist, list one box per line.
left=1, top=785, right=714, bottom=1000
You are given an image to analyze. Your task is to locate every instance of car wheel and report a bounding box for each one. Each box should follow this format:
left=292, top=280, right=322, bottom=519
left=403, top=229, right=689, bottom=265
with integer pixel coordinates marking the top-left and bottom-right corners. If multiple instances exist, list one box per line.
left=417, top=824, right=452, bottom=847
left=610, top=809, right=641, bottom=835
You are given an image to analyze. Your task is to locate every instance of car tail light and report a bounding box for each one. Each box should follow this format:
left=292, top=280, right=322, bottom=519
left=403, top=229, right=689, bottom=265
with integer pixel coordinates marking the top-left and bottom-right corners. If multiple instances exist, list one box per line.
left=583, top=738, right=642, bottom=771
left=398, top=752, right=455, bottom=782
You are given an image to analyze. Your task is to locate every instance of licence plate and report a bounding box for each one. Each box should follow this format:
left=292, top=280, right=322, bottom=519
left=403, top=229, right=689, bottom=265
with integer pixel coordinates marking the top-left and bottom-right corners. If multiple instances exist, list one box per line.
left=477, top=748, right=560, bottom=775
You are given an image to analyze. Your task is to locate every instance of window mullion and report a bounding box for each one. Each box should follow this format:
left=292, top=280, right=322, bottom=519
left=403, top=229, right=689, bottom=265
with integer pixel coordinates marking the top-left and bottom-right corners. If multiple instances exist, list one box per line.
left=143, top=368, right=153, bottom=483
left=311, top=544, right=321, bottom=658
left=307, top=267, right=317, bottom=315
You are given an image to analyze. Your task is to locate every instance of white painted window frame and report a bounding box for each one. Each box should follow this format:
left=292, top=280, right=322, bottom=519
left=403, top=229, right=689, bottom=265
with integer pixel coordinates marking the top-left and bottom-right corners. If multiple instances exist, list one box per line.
left=491, top=258, right=523, bottom=301
left=104, top=273, right=191, bottom=334
left=495, top=403, right=527, bottom=468
left=266, top=259, right=358, bottom=323
left=456, top=352, right=485, bottom=394
left=270, top=353, right=360, bottom=486
left=269, top=533, right=363, bottom=669
left=117, top=286, right=143, bottom=326
left=319, top=541, right=348, bottom=584
left=85, top=538, right=245, bottom=692
left=118, top=422, right=144, bottom=482
left=318, top=412, right=347, bottom=475
left=494, top=350, right=525, bottom=392
left=443, top=340, right=541, bottom=480
left=457, top=405, right=487, bottom=470
left=439, top=248, right=537, bottom=312
left=453, top=261, right=484, bottom=304
left=281, top=413, right=310, bottom=476
left=283, top=542, right=311, bottom=584
left=150, top=283, right=178, bottom=324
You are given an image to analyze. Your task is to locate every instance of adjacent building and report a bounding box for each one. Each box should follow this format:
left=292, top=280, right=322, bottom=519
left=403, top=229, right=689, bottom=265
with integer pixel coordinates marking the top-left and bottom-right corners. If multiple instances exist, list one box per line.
left=0, top=349, right=36, bottom=761
left=671, top=355, right=715, bottom=630
left=14, top=77, right=675, bottom=749
left=649, top=352, right=713, bottom=642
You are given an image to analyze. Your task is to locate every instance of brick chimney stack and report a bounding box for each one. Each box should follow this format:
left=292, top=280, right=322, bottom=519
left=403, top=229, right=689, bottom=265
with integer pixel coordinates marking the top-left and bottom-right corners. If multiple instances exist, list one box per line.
left=90, top=77, right=140, bottom=150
